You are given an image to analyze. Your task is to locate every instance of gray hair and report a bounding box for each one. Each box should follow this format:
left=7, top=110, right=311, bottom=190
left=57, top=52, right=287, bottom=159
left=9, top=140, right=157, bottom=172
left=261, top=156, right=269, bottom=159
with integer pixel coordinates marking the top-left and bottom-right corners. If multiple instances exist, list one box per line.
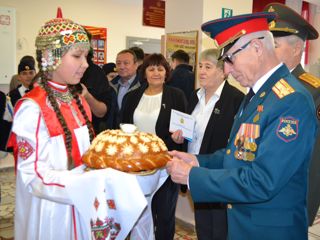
left=277, top=34, right=305, bottom=54
left=235, top=30, right=275, bottom=51
left=200, top=48, right=223, bottom=69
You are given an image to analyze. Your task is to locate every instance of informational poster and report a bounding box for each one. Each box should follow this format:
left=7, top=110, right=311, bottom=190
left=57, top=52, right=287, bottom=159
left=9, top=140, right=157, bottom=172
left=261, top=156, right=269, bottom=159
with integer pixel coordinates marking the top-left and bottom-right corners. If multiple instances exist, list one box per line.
left=143, top=0, right=165, bottom=28
left=83, top=26, right=107, bottom=68
left=165, top=31, right=198, bottom=71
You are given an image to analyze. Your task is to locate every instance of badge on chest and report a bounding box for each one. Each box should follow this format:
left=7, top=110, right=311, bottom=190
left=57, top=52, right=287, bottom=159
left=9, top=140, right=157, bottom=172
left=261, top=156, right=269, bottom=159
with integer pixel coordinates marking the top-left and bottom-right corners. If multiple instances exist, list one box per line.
left=234, top=123, right=260, bottom=161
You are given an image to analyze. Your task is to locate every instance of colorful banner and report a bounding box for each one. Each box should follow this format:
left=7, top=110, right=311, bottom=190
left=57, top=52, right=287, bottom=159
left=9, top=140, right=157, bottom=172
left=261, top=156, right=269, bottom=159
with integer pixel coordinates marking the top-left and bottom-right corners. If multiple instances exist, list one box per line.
left=165, top=31, right=198, bottom=70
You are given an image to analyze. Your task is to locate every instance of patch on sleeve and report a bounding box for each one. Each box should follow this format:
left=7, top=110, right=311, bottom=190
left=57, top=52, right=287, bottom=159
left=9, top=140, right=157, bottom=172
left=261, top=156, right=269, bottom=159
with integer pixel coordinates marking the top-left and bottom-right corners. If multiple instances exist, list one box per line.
left=317, top=105, right=320, bottom=120
left=17, top=139, right=34, bottom=160
left=276, top=117, right=299, bottom=142
left=299, top=72, right=320, bottom=88
left=272, top=79, right=295, bottom=99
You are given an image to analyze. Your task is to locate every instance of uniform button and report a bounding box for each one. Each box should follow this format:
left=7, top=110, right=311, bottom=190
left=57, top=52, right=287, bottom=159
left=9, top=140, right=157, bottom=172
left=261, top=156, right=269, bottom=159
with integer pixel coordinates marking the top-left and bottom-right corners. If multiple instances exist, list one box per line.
left=227, top=204, right=232, bottom=209
left=226, top=149, right=231, bottom=155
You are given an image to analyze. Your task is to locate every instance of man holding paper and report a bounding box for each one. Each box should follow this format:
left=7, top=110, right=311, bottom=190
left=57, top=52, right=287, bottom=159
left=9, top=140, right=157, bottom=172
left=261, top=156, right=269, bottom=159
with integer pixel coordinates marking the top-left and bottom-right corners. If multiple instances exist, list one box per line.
left=167, top=12, right=317, bottom=240
left=171, top=48, right=243, bottom=240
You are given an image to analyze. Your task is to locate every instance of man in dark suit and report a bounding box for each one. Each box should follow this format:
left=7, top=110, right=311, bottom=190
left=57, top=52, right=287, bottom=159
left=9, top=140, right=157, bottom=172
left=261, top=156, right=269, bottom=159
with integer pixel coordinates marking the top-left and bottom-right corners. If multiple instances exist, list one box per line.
left=9, top=59, right=36, bottom=106
left=167, top=49, right=195, bottom=100
left=263, top=3, right=320, bottom=226
left=167, top=12, right=317, bottom=240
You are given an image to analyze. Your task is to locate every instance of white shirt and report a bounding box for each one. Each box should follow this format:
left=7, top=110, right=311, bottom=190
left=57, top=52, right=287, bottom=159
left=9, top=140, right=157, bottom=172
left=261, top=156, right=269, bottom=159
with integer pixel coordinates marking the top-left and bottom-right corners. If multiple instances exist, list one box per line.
left=133, top=92, right=162, bottom=134
left=188, top=82, right=225, bottom=154
left=18, top=84, right=29, bottom=97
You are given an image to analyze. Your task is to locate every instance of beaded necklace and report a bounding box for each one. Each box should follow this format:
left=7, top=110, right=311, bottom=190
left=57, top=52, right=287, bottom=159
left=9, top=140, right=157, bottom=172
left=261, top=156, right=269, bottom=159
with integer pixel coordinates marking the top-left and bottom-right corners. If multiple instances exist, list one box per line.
left=39, top=81, right=73, bottom=104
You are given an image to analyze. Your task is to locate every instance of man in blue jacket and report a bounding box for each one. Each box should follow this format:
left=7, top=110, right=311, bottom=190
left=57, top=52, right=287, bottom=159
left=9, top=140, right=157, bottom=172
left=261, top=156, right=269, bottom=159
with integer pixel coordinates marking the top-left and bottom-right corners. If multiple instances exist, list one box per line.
left=167, top=12, right=317, bottom=240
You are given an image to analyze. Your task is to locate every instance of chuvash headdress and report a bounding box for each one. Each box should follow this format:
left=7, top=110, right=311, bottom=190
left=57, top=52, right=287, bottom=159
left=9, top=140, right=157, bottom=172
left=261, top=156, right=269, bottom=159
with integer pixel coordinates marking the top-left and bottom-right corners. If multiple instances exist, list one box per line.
left=35, top=7, right=90, bottom=72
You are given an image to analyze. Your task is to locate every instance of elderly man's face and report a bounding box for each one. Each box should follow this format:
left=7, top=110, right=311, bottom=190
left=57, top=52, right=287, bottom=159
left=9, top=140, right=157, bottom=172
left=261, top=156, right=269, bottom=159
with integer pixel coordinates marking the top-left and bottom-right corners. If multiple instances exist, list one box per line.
left=274, top=36, right=296, bottom=70
left=223, top=38, right=259, bottom=88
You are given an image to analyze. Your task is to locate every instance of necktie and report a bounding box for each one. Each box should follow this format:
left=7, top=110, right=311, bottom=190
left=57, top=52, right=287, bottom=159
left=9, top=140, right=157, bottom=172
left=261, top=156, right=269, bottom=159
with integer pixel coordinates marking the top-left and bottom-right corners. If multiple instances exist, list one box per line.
left=243, top=88, right=255, bottom=110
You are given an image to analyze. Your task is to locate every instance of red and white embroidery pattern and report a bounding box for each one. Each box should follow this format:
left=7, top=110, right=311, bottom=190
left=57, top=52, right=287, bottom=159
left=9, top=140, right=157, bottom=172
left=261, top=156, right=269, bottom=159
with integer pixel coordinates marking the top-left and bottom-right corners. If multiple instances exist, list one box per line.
left=17, top=139, right=34, bottom=160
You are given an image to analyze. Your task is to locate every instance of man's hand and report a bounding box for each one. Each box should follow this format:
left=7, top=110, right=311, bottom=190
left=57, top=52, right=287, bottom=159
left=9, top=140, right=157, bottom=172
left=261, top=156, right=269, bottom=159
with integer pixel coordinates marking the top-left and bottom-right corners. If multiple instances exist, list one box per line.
left=166, top=158, right=193, bottom=185
left=168, top=150, right=198, bottom=166
left=80, top=83, right=89, bottom=98
left=166, top=151, right=198, bottom=185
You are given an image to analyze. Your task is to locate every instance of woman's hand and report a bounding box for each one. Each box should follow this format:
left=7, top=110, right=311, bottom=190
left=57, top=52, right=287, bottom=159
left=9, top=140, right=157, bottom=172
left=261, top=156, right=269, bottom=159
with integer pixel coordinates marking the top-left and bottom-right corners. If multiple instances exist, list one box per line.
left=171, top=129, right=184, bottom=144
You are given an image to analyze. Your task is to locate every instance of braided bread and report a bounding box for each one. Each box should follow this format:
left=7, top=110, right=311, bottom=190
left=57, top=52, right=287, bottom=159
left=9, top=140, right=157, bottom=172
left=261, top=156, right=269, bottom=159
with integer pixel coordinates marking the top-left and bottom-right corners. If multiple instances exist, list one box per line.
left=82, top=125, right=171, bottom=172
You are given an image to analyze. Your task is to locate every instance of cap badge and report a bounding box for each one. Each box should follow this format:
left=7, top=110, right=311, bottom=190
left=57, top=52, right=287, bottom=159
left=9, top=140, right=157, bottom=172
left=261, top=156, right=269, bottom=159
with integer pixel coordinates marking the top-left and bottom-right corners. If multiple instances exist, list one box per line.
left=268, top=6, right=275, bottom=12
left=269, top=21, right=276, bottom=29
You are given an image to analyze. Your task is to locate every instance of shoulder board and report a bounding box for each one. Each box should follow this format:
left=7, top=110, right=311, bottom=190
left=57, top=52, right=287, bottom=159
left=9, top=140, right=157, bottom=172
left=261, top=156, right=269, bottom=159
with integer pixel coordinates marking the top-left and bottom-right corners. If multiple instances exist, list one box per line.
left=299, top=72, right=320, bottom=88
left=272, top=79, right=295, bottom=99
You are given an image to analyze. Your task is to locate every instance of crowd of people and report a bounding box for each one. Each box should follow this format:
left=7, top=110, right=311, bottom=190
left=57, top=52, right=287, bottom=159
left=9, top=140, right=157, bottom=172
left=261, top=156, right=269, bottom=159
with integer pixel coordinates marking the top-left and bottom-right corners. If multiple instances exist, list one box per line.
left=0, top=2, right=319, bottom=240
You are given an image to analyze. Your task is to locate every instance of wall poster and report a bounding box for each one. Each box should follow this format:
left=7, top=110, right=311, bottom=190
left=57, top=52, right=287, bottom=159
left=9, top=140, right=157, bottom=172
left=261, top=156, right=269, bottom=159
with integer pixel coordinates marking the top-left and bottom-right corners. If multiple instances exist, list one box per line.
left=165, top=30, right=198, bottom=71
left=83, top=26, right=107, bottom=68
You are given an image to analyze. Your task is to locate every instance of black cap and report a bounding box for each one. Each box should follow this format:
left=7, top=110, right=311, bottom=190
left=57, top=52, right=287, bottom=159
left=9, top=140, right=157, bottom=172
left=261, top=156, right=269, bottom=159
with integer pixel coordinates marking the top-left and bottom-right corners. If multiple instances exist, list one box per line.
left=102, top=63, right=117, bottom=75
left=18, top=60, right=35, bottom=74
left=264, top=3, right=319, bottom=40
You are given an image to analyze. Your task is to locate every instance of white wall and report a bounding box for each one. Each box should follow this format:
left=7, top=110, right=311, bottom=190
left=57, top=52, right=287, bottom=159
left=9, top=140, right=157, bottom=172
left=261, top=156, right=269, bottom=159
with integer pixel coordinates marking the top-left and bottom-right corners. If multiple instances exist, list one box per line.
left=0, top=0, right=164, bottom=67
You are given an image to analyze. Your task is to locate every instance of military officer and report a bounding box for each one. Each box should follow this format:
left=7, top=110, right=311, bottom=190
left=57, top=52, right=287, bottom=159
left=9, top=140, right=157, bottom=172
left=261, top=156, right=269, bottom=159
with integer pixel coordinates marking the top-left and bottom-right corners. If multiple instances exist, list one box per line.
left=264, top=2, right=320, bottom=226
left=166, top=12, right=318, bottom=240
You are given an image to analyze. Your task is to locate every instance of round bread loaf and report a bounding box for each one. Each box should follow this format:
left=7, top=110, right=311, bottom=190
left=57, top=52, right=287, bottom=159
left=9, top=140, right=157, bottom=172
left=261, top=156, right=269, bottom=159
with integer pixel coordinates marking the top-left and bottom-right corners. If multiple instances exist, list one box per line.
left=82, top=125, right=171, bottom=172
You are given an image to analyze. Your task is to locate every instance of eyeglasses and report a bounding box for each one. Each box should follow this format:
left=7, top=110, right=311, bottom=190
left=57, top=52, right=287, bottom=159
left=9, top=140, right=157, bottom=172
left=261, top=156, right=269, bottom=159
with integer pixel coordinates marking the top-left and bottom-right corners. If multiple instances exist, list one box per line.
left=220, top=37, right=264, bottom=65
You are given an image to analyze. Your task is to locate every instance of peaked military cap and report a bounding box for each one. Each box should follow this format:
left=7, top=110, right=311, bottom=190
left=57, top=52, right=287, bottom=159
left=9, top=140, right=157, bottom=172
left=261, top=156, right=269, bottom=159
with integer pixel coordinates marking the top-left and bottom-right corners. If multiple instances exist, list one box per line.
left=264, top=3, right=319, bottom=40
left=201, top=12, right=277, bottom=54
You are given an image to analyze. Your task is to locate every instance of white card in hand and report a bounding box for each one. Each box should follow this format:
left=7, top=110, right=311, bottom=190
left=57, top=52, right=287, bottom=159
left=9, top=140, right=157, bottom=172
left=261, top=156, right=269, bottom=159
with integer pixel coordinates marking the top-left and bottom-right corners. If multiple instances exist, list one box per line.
left=169, top=109, right=195, bottom=141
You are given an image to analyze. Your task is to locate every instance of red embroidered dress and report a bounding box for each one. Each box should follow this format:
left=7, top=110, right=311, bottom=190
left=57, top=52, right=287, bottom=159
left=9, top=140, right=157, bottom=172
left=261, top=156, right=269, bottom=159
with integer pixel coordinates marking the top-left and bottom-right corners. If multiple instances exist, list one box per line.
left=11, top=81, right=92, bottom=240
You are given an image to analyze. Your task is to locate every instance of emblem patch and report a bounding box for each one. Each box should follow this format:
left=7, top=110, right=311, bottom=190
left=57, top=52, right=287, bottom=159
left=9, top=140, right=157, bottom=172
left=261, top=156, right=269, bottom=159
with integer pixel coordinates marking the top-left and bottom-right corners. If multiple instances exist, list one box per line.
left=317, top=105, right=320, bottom=120
left=276, top=117, right=298, bottom=142
left=17, top=139, right=34, bottom=160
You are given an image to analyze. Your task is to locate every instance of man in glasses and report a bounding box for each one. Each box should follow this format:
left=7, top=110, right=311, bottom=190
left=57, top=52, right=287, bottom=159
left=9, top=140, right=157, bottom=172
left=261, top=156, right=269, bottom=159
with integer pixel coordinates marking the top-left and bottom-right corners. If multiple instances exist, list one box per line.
left=263, top=2, right=320, bottom=227
left=166, top=12, right=317, bottom=240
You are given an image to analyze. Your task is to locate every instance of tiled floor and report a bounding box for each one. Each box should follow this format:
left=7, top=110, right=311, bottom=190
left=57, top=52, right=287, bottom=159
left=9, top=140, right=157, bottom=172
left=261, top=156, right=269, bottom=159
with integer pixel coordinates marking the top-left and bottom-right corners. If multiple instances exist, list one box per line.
left=1, top=153, right=320, bottom=239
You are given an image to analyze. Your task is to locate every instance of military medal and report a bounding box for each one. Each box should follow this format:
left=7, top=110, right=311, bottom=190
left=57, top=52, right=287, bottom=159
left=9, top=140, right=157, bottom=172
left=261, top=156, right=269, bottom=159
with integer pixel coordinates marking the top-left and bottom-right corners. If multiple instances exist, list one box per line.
left=249, top=142, right=257, bottom=152
left=234, top=123, right=260, bottom=161
left=234, top=150, right=244, bottom=160
left=244, top=139, right=251, bottom=150
left=244, top=152, right=255, bottom=161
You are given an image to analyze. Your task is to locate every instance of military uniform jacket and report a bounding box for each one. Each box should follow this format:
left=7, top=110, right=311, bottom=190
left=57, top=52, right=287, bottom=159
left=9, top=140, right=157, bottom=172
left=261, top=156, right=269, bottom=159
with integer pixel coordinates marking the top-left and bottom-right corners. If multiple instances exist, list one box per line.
left=189, top=64, right=317, bottom=240
left=292, top=64, right=320, bottom=225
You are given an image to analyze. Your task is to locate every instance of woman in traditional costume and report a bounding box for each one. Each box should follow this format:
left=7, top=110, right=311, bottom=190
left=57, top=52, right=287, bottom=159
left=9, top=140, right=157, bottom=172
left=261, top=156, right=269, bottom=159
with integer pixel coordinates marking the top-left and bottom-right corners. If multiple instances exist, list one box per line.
left=9, top=8, right=94, bottom=240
